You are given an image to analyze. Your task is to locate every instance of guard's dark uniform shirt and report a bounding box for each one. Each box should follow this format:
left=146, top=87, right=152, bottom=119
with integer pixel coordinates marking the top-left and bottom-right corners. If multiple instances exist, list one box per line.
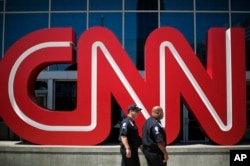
left=142, top=116, right=166, bottom=147
left=142, top=117, right=167, bottom=166
left=119, top=116, right=141, bottom=147
left=119, top=116, right=141, bottom=166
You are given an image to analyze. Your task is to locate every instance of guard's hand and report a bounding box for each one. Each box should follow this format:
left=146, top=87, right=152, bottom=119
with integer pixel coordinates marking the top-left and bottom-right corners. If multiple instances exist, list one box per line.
left=139, top=145, right=143, bottom=153
left=163, top=153, right=169, bottom=163
left=126, top=148, right=131, bottom=158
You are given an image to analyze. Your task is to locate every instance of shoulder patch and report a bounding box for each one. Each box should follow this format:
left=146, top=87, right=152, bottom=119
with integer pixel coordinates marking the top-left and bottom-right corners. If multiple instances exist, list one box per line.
left=154, top=126, right=160, bottom=134
left=122, top=122, right=127, bottom=129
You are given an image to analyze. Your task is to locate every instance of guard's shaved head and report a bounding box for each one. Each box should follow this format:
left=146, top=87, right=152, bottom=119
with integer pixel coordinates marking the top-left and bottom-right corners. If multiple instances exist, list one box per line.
left=151, top=106, right=164, bottom=120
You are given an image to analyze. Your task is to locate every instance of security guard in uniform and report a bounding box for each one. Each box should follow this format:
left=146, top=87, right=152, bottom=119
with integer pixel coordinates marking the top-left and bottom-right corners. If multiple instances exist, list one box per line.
left=142, top=106, right=169, bottom=166
left=119, top=104, right=142, bottom=166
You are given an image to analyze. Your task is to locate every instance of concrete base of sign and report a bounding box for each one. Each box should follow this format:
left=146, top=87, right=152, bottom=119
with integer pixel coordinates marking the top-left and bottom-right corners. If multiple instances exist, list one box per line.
left=0, top=141, right=250, bottom=166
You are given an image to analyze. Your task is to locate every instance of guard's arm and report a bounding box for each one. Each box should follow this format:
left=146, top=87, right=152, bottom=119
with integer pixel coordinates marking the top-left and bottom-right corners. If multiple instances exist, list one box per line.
left=157, top=141, right=169, bottom=163
left=121, top=136, right=131, bottom=158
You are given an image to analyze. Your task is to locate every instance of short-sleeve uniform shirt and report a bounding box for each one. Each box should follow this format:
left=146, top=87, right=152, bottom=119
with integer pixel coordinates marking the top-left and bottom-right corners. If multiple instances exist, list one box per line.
left=120, top=117, right=141, bottom=147
left=142, top=117, right=166, bottom=146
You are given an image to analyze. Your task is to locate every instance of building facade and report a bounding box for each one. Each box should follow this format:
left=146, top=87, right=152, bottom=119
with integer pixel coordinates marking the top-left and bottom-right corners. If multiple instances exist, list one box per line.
left=0, top=0, right=250, bottom=144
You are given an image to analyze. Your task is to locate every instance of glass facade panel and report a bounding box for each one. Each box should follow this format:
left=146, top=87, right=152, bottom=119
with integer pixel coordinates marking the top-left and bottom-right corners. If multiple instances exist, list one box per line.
left=231, top=0, right=250, bottom=11
left=0, top=0, right=3, bottom=11
left=89, top=0, right=122, bottom=10
left=160, top=13, right=194, bottom=47
left=4, top=13, right=48, bottom=52
left=0, top=14, right=2, bottom=59
left=48, top=64, right=71, bottom=71
left=196, top=13, right=229, bottom=65
left=51, top=0, right=87, bottom=11
left=231, top=13, right=250, bottom=70
left=124, top=13, right=137, bottom=63
left=35, top=81, right=48, bottom=108
left=136, top=12, right=158, bottom=69
left=136, top=0, right=159, bottom=11
left=55, top=81, right=76, bottom=111
left=50, top=13, right=86, bottom=71
left=162, top=0, right=193, bottom=10
left=51, top=13, right=86, bottom=39
left=246, top=82, right=250, bottom=141
left=89, top=13, right=122, bottom=43
left=6, top=0, right=49, bottom=11
left=196, top=0, right=228, bottom=11
left=125, top=0, right=160, bottom=10
left=124, top=0, right=137, bottom=10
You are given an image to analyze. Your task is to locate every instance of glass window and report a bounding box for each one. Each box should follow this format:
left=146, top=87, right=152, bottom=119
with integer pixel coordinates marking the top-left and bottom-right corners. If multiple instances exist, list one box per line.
left=160, top=13, right=194, bottom=47
left=196, top=0, right=228, bottom=11
left=244, top=81, right=250, bottom=141
left=4, top=14, right=48, bottom=52
left=89, top=0, right=122, bottom=10
left=35, top=81, right=48, bottom=108
left=6, top=0, right=49, bottom=11
left=0, top=14, right=2, bottom=59
left=162, top=0, right=193, bottom=10
left=89, top=13, right=122, bottom=43
left=0, top=0, right=3, bottom=11
left=48, top=64, right=73, bottom=71
left=104, top=95, right=124, bottom=143
left=231, top=0, right=250, bottom=11
left=51, top=0, right=87, bottom=11
left=125, top=0, right=159, bottom=11
left=50, top=13, right=86, bottom=71
left=196, top=13, right=229, bottom=65
left=188, top=113, right=207, bottom=141
left=124, top=0, right=137, bottom=10
left=51, top=13, right=86, bottom=40
left=124, top=13, right=137, bottom=64
left=128, top=12, right=158, bottom=70
left=55, top=81, right=76, bottom=111
left=231, top=13, right=250, bottom=70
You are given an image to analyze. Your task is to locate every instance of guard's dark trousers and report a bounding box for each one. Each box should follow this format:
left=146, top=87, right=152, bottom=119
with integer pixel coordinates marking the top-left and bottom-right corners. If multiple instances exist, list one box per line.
left=143, top=149, right=167, bottom=166
left=120, top=147, right=140, bottom=166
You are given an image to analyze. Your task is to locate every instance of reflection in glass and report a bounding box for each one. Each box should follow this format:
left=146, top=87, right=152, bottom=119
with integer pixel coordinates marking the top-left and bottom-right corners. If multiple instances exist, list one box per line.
left=246, top=82, right=250, bottom=141
left=51, top=13, right=86, bottom=40
left=55, top=81, right=76, bottom=111
left=51, top=0, right=87, bottom=11
left=49, top=64, right=73, bottom=71
left=160, top=13, right=194, bottom=48
left=0, top=1, right=3, bottom=11
left=136, top=12, right=158, bottom=70
left=4, top=14, right=48, bottom=52
left=35, top=81, right=48, bottom=108
left=0, top=14, right=2, bottom=59
left=89, top=0, right=122, bottom=10
left=231, top=13, right=250, bottom=70
left=196, top=13, right=229, bottom=66
left=124, top=13, right=137, bottom=64
left=124, top=0, right=137, bottom=10
left=162, top=0, right=193, bottom=10
left=89, top=13, right=122, bottom=43
left=196, top=0, right=228, bottom=11
left=136, top=0, right=158, bottom=11
left=50, top=13, right=85, bottom=71
left=231, top=0, right=250, bottom=11
left=5, top=0, right=49, bottom=11
left=135, top=0, right=158, bottom=70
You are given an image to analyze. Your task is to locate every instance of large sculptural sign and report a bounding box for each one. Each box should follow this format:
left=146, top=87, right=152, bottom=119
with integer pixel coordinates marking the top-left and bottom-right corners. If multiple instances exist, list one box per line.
left=0, top=26, right=246, bottom=145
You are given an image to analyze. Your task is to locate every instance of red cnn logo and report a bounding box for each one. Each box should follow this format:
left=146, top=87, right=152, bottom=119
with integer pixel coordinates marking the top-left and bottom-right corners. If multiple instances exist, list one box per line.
left=0, top=27, right=246, bottom=145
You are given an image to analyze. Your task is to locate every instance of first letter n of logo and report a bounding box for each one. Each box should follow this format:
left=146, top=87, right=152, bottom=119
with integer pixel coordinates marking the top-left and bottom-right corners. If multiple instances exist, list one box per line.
left=145, top=27, right=246, bottom=145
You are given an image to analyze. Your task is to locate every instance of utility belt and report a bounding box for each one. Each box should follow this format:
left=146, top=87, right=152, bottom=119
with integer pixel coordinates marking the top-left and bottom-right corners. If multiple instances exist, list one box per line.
left=143, top=145, right=162, bottom=153
left=121, top=144, right=139, bottom=149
